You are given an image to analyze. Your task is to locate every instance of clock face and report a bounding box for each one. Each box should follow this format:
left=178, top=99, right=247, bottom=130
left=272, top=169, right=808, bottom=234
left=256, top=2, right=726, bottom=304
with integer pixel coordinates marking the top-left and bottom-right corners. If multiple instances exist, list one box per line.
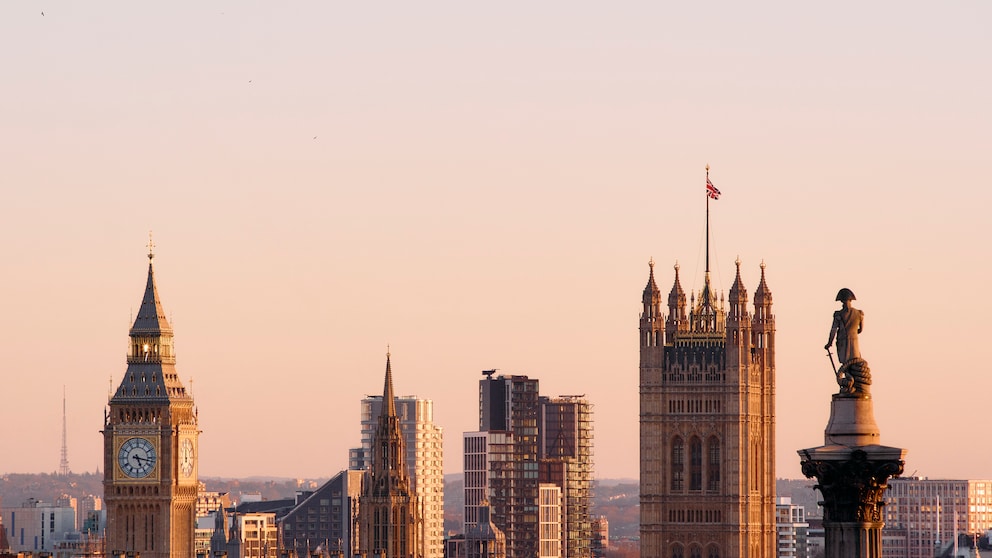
left=118, top=437, right=157, bottom=478
left=179, top=438, right=194, bottom=477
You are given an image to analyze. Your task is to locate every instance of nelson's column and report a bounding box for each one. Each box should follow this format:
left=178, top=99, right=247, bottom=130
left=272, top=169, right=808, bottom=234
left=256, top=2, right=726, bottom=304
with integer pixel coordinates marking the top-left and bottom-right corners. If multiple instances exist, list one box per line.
left=639, top=173, right=776, bottom=558
left=103, top=244, right=200, bottom=557
left=799, top=289, right=906, bottom=558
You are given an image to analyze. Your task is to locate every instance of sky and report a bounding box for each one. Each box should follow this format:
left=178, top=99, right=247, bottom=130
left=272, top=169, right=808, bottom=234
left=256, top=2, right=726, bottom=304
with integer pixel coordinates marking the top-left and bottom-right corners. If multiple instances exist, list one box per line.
left=1, top=2, right=990, bottom=482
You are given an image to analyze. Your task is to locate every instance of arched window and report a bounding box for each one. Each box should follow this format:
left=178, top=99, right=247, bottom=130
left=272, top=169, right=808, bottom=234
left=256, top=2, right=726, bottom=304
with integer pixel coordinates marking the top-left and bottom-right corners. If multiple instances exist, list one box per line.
left=671, top=544, right=684, bottom=558
left=689, top=437, right=702, bottom=491
left=671, top=437, right=684, bottom=492
left=707, top=545, right=721, bottom=558
left=690, top=545, right=702, bottom=558
left=707, top=436, right=721, bottom=492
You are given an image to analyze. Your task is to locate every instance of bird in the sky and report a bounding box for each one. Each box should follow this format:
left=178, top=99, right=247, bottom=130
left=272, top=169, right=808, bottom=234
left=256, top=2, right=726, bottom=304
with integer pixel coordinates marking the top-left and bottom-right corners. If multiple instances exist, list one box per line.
left=41, top=11, right=45, bottom=16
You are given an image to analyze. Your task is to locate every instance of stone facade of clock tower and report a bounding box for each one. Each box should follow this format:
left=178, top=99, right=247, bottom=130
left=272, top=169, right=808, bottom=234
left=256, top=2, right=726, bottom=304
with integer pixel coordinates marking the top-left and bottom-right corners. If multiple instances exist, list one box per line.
left=103, top=249, right=199, bottom=558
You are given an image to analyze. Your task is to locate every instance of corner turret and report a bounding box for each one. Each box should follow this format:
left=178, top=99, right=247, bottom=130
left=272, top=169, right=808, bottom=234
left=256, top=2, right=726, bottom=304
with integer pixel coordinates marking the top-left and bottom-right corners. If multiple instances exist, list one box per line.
left=639, top=259, right=665, bottom=376
left=727, top=258, right=748, bottom=321
left=642, top=258, right=661, bottom=316
left=752, top=261, right=775, bottom=371
left=726, top=258, right=752, bottom=366
left=665, top=262, right=688, bottom=340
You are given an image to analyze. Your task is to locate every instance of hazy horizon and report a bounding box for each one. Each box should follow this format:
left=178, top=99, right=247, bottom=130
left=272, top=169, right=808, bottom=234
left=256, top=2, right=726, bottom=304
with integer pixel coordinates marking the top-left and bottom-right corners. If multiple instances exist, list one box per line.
left=2, top=2, right=990, bottom=482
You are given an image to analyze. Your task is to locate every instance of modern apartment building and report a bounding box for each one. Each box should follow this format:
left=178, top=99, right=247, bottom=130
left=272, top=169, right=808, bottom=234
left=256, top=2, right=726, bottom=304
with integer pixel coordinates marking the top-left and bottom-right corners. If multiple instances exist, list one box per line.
left=883, top=477, right=992, bottom=558
left=464, top=431, right=513, bottom=532
left=467, top=375, right=595, bottom=558
left=539, top=396, right=594, bottom=558
left=776, top=497, right=808, bottom=558
left=477, top=374, right=540, bottom=558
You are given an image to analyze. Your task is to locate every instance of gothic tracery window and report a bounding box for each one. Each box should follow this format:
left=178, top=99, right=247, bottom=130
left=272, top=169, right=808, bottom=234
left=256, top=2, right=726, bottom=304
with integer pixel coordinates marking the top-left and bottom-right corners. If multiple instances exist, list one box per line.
left=707, top=436, right=721, bottom=492
left=689, top=436, right=702, bottom=491
left=671, top=436, right=684, bottom=492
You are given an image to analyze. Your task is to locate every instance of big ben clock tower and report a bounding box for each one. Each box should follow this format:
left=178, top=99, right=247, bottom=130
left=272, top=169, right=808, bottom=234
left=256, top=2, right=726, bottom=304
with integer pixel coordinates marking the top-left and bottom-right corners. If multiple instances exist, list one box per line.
left=104, top=242, right=199, bottom=558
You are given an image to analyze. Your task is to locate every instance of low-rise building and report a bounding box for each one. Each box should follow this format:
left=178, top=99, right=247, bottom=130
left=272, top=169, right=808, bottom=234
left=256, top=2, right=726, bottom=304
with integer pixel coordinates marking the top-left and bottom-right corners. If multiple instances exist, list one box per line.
left=279, top=470, right=364, bottom=557
left=1, top=499, right=77, bottom=553
left=776, top=496, right=808, bottom=558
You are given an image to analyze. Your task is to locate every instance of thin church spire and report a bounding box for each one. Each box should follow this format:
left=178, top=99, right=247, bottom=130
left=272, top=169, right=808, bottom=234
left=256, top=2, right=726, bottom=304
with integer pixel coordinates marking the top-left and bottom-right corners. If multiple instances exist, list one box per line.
left=383, top=349, right=396, bottom=418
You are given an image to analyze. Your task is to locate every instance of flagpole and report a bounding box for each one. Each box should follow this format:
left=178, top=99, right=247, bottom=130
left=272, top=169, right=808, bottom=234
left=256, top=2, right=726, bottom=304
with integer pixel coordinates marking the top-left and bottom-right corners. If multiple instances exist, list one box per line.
left=705, top=164, right=710, bottom=274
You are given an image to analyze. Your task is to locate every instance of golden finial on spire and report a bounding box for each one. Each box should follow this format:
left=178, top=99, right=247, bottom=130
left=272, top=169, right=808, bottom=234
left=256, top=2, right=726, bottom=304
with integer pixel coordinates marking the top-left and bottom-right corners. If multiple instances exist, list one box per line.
left=735, top=256, right=741, bottom=268
left=648, top=257, right=655, bottom=270
left=674, top=260, right=680, bottom=273
left=147, top=231, right=155, bottom=262
left=387, top=344, right=391, bottom=359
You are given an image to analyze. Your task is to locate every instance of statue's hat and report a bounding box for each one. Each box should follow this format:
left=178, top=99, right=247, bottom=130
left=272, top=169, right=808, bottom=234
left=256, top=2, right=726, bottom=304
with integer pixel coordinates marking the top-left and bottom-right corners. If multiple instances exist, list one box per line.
left=835, top=288, right=856, bottom=302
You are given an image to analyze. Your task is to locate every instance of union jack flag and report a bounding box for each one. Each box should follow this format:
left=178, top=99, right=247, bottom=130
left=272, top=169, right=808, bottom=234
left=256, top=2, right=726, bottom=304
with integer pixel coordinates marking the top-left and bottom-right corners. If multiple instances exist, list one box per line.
left=706, top=177, right=721, bottom=200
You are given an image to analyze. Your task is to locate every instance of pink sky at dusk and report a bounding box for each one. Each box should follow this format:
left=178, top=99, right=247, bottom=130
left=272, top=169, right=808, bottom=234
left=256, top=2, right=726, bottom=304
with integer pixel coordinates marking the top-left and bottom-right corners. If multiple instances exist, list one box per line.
left=1, top=2, right=990, bottom=481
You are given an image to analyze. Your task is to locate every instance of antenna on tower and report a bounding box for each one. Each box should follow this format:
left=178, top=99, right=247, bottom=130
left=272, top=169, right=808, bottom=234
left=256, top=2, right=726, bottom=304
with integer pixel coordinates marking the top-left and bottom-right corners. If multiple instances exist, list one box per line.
left=59, top=386, right=70, bottom=476
left=481, top=369, right=499, bottom=379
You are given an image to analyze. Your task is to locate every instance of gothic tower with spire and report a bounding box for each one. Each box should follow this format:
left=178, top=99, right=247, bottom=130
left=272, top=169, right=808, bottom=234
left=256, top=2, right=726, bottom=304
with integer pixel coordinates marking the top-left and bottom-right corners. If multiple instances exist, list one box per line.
left=639, top=178, right=776, bottom=558
left=359, top=353, right=421, bottom=558
left=103, top=244, right=199, bottom=558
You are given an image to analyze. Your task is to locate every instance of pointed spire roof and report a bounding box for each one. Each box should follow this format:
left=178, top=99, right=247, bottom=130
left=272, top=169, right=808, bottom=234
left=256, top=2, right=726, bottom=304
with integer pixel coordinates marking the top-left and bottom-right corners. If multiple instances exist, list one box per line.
left=113, top=239, right=192, bottom=405
left=668, top=261, right=686, bottom=307
left=130, top=247, right=173, bottom=336
left=728, top=257, right=747, bottom=303
left=643, top=258, right=661, bottom=308
left=644, top=258, right=660, bottom=294
left=698, top=272, right=717, bottom=311
left=382, top=350, right=397, bottom=418
left=754, top=260, right=773, bottom=304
